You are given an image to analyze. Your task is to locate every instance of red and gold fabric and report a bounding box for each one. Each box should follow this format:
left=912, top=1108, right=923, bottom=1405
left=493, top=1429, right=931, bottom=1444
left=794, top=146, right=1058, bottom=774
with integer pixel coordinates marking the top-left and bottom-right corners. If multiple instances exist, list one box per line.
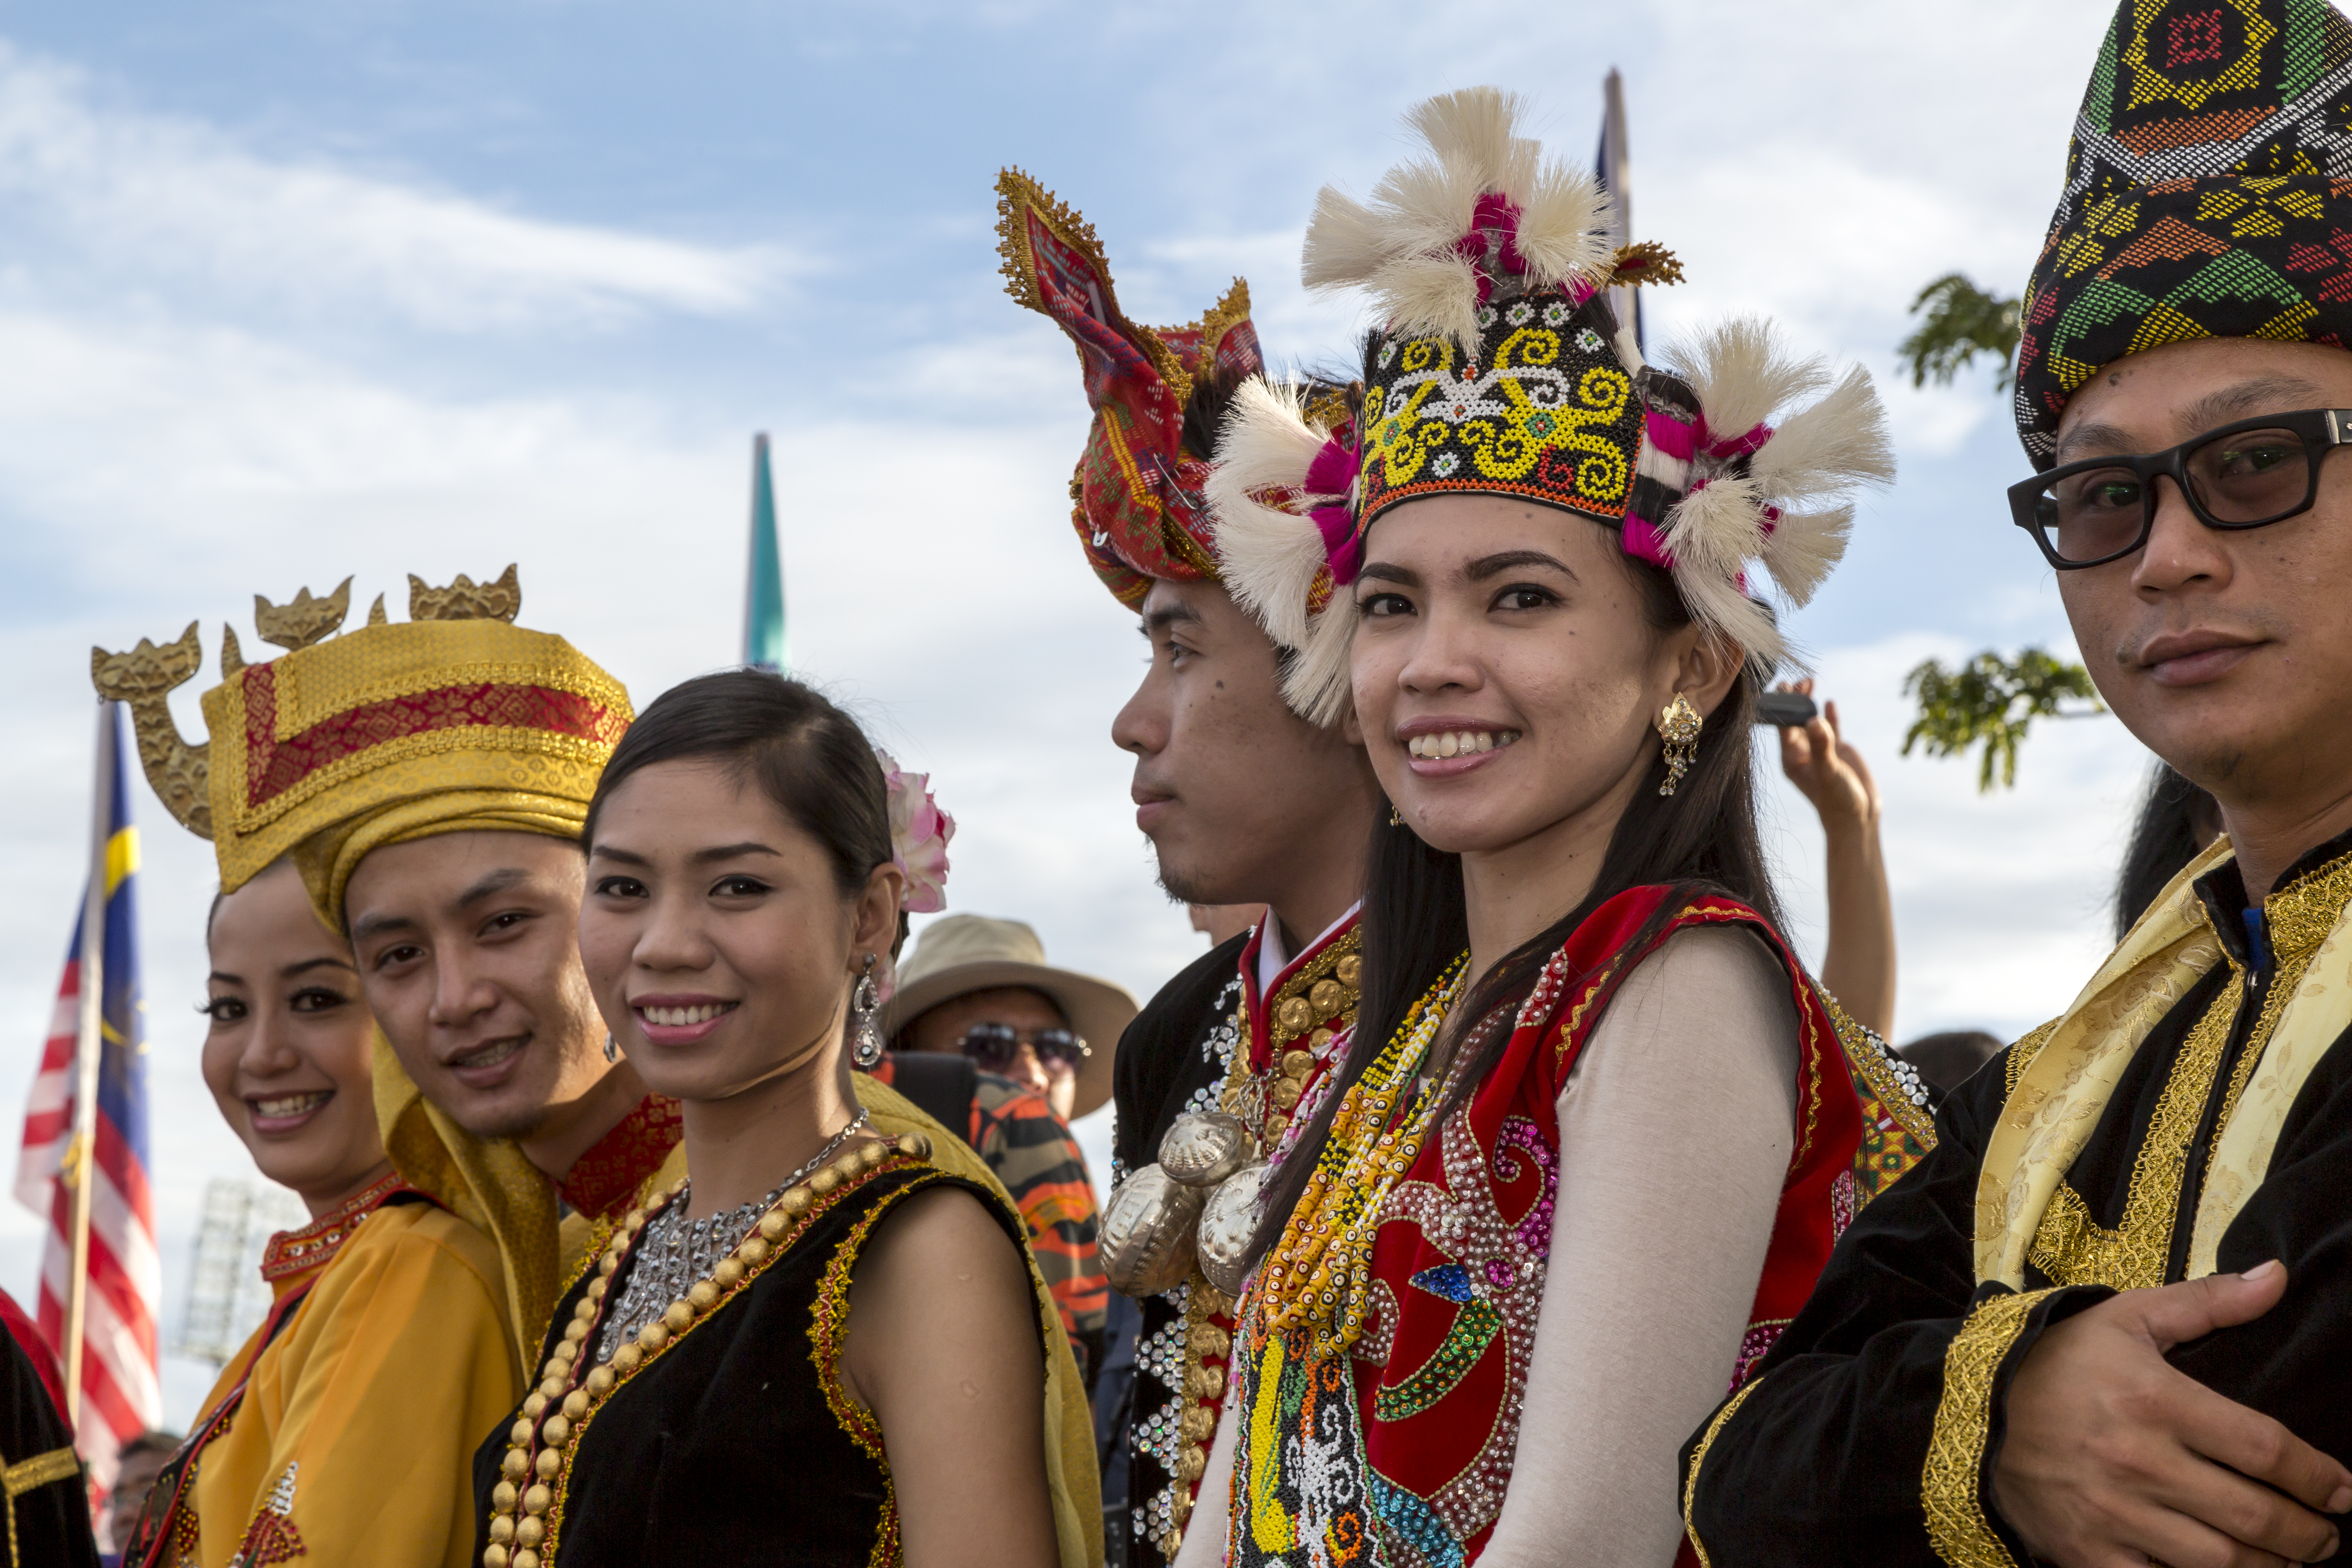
left=995, top=168, right=1265, bottom=608
left=1227, top=889, right=1869, bottom=1568
left=127, top=1174, right=522, bottom=1568
left=557, top=1097, right=684, bottom=1225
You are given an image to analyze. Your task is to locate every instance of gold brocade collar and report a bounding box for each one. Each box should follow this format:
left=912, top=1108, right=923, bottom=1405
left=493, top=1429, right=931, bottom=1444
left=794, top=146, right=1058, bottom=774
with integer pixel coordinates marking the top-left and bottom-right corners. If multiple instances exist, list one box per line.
left=260, top=1170, right=418, bottom=1288
left=2233, top=844, right=2352, bottom=961
left=1979, top=835, right=2352, bottom=1287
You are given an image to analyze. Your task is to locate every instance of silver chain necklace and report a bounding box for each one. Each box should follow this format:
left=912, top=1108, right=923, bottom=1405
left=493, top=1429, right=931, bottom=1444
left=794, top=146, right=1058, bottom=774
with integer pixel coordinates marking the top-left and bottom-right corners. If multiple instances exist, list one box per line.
left=593, top=1111, right=871, bottom=1360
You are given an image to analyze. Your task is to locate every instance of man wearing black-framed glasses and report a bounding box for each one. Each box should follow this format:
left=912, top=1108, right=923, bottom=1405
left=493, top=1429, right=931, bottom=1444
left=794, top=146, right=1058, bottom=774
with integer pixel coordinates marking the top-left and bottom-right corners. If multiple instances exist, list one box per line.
left=1682, top=3, right=2352, bottom=1565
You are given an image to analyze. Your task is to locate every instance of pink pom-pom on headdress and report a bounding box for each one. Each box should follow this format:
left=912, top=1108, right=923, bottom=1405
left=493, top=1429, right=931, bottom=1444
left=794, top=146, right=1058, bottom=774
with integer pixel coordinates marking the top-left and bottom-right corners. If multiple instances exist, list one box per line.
left=875, top=748, right=954, bottom=915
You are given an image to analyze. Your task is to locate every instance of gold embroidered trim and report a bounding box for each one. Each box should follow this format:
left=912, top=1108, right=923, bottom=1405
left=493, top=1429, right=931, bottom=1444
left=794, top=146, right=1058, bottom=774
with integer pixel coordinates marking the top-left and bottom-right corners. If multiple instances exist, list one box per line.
left=1679, top=1375, right=1764, bottom=1568
left=2027, top=975, right=2238, bottom=1289
left=811, top=1173, right=953, bottom=1568
left=526, top=1153, right=915, bottom=1567
left=2212, top=942, right=2314, bottom=1158
left=1923, top=1288, right=2056, bottom=1568
left=2002, top=1020, right=2060, bottom=1098
left=2259, top=846, right=2352, bottom=958
left=3, top=1444, right=81, bottom=1568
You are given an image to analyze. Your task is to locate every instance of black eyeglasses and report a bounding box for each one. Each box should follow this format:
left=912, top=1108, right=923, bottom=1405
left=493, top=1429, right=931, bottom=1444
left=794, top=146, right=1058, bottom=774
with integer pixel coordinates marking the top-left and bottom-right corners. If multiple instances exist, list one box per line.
left=2009, top=408, right=2352, bottom=568
left=957, top=1022, right=1091, bottom=1072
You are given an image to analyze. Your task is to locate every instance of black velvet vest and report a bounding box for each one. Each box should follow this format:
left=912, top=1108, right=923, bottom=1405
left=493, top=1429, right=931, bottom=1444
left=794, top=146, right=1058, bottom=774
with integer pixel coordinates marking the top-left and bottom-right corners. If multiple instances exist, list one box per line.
left=472, top=1159, right=1010, bottom=1567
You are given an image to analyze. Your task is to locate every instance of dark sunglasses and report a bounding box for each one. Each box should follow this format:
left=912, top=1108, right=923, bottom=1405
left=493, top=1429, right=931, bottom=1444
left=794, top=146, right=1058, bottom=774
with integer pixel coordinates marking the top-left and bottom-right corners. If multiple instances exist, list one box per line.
left=2009, top=407, right=2352, bottom=569
left=957, top=1022, right=1091, bottom=1071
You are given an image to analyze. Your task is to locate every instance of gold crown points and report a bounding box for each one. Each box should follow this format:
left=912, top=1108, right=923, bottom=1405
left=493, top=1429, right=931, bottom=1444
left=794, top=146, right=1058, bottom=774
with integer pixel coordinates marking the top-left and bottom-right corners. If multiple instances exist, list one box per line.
left=409, top=564, right=521, bottom=624
left=1609, top=241, right=1686, bottom=290
left=256, top=577, right=353, bottom=650
left=1155, top=276, right=1253, bottom=358
left=89, top=621, right=213, bottom=840
left=90, top=565, right=525, bottom=842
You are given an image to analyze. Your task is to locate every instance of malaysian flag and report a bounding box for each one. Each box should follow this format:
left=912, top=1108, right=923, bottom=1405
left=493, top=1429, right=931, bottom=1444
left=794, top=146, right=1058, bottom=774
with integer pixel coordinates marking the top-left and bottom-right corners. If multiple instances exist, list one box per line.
left=14, top=700, right=159, bottom=1482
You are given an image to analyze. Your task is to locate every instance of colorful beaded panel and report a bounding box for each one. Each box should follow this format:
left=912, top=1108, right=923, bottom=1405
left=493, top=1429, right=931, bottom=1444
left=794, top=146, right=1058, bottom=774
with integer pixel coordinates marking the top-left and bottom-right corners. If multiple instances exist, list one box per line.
left=2015, top=0, right=2352, bottom=464
left=1818, top=993, right=1938, bottom=1207
left=1357, top=290, right=1644, bottom=537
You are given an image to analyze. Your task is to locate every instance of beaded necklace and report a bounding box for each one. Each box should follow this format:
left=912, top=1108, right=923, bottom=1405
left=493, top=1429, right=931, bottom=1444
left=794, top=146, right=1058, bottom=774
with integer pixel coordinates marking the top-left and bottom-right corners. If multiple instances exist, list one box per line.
left=1254, top=955, right=1467, bottom=1359
left=592, top=1114, right=869, bottom=1360
left=483, top=1125, right=929, bottom=1568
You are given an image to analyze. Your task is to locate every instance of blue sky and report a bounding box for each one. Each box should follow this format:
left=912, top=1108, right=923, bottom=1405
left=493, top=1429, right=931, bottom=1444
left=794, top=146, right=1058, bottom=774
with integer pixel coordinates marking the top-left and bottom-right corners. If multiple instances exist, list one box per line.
left=0, top=0, right=2145, bottom=1423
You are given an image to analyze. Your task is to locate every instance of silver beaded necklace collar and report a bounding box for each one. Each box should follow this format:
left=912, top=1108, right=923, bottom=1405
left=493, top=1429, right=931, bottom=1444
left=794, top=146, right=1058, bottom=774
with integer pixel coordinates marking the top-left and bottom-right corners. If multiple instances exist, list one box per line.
left=595, top=1111, right=871, bottom=1360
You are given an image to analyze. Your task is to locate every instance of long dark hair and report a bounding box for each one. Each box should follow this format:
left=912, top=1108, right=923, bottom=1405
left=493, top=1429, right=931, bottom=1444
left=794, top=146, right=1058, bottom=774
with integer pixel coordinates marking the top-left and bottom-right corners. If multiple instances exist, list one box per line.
left=1245, top=541, right=1780, bottom=1265
left=2114, top=761, right=2221, bottom=941
left=584, top=670, right=900, bottom=945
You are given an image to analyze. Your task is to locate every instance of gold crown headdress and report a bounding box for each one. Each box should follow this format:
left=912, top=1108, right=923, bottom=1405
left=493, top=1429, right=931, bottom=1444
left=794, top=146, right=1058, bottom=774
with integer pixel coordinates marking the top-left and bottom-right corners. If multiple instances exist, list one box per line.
left=92, top=565, right=631, bottom=922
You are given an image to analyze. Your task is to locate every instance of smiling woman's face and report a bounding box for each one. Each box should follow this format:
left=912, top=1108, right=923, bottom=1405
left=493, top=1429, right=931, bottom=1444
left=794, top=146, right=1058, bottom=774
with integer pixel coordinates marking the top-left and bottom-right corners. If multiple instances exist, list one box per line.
left=203, top=860, right=388, bottom=1213
left=579, top=758, right=899, bottom=1107
left=1350, top=494, right=1707, bottom=857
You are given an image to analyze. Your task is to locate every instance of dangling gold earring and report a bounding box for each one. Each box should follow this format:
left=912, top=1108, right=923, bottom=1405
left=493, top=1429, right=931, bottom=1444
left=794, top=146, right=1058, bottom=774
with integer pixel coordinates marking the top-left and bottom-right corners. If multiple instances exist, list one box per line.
left=1655, top=694, right=1703, bottom=797
left=1389, top=805, right=1403, bottom=828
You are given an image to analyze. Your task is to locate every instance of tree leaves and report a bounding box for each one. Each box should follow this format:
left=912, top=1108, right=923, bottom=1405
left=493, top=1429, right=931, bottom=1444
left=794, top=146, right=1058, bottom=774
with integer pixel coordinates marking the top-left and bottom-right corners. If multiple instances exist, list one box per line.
left=1898, top=274, right=2022, bottom=392
left=1900, top=648, right=2102, bottom=791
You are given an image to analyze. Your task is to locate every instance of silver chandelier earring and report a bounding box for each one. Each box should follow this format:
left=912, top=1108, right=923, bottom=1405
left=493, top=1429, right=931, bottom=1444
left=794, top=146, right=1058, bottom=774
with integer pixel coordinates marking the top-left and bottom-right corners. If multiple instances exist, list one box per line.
left=850, top=953, right=884, bottom=1069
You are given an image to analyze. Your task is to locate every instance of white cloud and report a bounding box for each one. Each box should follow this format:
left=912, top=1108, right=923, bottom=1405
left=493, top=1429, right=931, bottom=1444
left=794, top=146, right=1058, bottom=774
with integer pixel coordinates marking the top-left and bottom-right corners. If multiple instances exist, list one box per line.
left=0, top=43, right=788, bottom=331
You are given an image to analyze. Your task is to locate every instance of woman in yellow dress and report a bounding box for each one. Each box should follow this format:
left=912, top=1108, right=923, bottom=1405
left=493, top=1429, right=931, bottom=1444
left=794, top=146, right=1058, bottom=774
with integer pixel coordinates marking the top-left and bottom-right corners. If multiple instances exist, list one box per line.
left=125, top=857, right=523, bottom=1568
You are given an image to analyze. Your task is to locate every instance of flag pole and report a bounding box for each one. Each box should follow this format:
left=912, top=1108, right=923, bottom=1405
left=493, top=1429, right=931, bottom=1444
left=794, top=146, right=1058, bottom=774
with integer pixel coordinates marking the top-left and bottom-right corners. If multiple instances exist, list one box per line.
left=1601, top=68, right=1637, bottom=350
left=63, top=699, right=113, bottom=1436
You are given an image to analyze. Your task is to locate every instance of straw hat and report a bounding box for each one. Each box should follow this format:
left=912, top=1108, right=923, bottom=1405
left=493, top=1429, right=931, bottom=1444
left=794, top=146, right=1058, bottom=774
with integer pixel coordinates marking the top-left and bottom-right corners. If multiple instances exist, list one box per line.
left=881, top=914, right=1136, bottom=1118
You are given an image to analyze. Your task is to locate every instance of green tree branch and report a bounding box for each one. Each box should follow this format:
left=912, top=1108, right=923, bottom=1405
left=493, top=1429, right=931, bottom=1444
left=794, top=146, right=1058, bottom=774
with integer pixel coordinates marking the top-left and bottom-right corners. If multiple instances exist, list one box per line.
left=1902, top=648, right=2103, bottom=791
left=1899, top=274, right=2023, bottom=393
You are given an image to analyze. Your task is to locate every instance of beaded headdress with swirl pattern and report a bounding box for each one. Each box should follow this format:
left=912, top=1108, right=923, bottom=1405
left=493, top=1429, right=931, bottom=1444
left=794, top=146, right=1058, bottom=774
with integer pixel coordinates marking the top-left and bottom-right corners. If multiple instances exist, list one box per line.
left=1207, top=89, right=1896, bottom=726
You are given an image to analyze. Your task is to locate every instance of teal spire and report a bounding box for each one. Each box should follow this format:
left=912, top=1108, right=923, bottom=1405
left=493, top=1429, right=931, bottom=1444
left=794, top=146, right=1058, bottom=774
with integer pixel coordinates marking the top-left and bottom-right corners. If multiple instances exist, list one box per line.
left=744, top=433, right=786, bottom=671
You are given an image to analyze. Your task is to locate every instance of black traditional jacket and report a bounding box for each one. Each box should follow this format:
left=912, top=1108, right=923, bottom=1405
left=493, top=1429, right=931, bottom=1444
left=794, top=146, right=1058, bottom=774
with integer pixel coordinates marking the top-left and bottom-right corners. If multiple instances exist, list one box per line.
left=1681, top=831, right=2352, bottom=1567
left=1108, top=918, right=1362, bottom=1566
left=0, top=1296, right=96, bottom=1568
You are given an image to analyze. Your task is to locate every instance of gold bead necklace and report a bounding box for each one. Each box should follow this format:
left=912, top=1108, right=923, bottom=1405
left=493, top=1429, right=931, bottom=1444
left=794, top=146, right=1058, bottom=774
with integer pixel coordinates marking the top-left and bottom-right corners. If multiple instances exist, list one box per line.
left=481, top=1127, right=933, bottom=1568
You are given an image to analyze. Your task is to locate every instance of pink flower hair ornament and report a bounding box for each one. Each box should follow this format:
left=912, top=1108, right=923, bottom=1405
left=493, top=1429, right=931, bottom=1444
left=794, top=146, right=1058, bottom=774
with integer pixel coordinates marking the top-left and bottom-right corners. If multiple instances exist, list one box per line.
left=875, top=748, right=954, bottom=915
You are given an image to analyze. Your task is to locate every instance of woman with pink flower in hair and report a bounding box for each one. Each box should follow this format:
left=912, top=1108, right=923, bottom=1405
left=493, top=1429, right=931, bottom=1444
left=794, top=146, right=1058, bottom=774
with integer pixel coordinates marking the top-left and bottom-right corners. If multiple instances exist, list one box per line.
left=472, top=669, right=1098, bottom=1568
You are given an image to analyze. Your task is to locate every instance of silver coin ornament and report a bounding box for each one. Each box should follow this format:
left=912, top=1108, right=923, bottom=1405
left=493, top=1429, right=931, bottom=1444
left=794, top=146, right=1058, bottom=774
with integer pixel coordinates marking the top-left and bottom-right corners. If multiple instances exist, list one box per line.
left=1158, top=1109, right=1255, bottom=1187
left=1194, top=1160, right=1269, bottom=1297
left=1098, top=1164, right=1205, bottom=1297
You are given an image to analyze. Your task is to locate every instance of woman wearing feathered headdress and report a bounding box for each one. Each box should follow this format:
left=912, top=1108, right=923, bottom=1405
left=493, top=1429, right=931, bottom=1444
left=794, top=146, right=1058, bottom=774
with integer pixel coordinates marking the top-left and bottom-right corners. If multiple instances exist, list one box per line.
left=1178, top=89, right=1930, bottom=1566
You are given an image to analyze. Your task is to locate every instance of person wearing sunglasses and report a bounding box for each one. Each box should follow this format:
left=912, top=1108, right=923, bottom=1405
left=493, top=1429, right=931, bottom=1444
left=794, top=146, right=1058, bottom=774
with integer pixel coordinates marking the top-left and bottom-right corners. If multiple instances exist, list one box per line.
left=1681, top=4, right=2352, bottom=1564
left=873, top=913, right=1137, bottom=1388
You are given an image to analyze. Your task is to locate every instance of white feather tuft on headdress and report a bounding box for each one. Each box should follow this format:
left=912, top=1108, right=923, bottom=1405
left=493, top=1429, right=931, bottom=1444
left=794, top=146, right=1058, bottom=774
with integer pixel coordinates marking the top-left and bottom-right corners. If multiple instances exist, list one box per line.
left=1301, top=87, right=1615, bottom=357
left=1281, top=592, right=1359, bottom=731
left=1750, top=365, right=1895, bottom=507
left=1673, top=318, right=1830, bottom=443
left=1646, top=319, right=1894, bottom=666
left=1201, top=378, right=1338, bottom=653
left=1760, top=506, right=1853, bottom=606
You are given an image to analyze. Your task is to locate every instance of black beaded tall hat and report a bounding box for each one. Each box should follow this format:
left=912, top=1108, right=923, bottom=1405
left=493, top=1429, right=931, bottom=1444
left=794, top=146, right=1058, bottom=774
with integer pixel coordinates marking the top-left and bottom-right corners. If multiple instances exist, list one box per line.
left=1207, top=89, right=1895, bottom=725
left=2016, top=0, right=2352, bottom=466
